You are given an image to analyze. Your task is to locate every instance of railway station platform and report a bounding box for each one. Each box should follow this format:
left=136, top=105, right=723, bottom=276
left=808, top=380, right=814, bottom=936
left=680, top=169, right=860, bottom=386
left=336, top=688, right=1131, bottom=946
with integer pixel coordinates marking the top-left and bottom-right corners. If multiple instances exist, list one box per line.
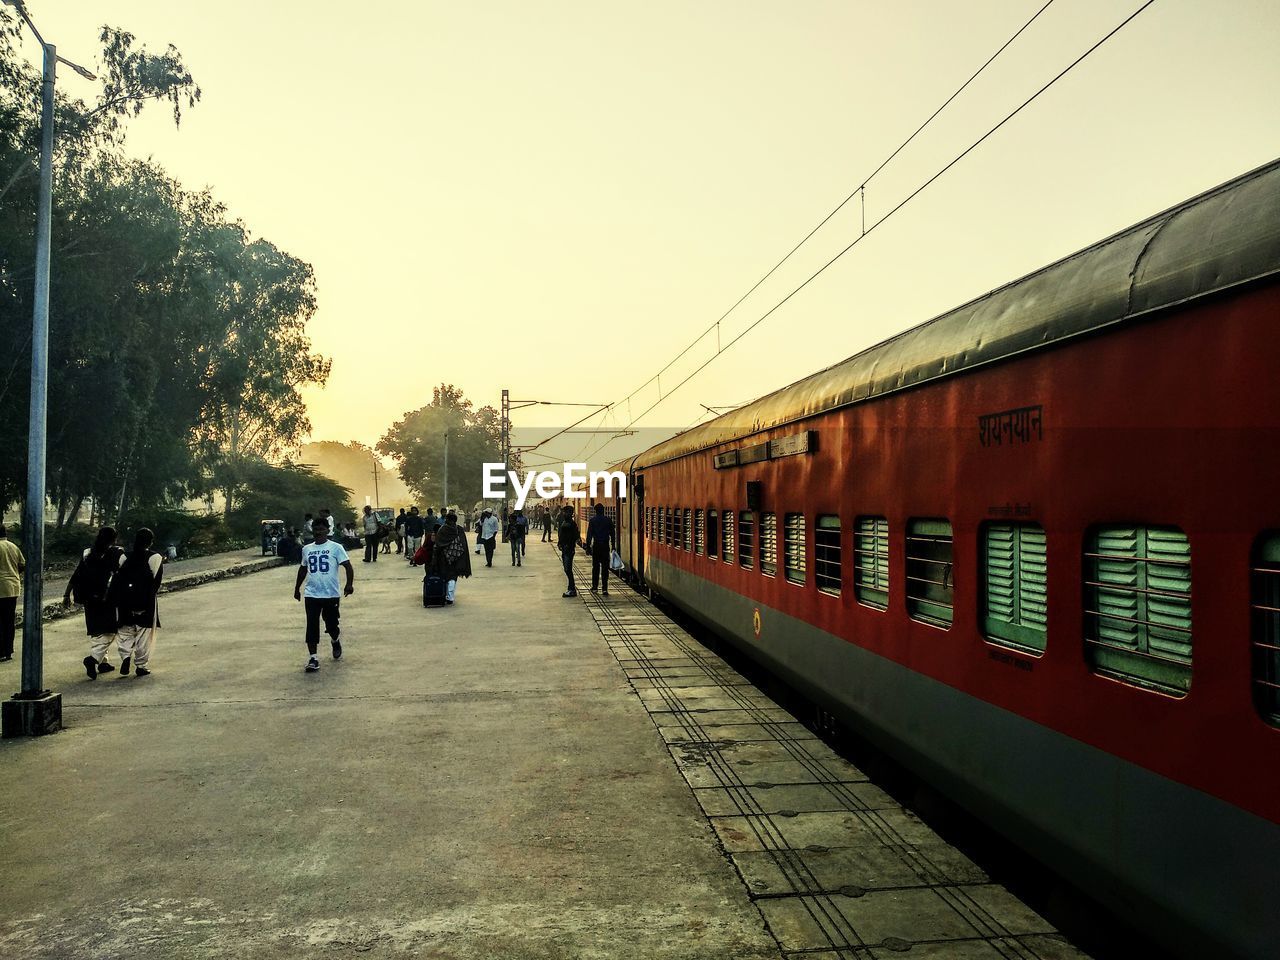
left=0, top=541, right=1087, bottom=959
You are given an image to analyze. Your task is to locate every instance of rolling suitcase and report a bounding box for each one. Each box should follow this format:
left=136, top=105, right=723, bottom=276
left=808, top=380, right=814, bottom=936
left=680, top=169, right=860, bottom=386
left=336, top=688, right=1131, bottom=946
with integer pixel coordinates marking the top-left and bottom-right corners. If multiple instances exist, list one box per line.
left=423, top=574, right=447, bottom=607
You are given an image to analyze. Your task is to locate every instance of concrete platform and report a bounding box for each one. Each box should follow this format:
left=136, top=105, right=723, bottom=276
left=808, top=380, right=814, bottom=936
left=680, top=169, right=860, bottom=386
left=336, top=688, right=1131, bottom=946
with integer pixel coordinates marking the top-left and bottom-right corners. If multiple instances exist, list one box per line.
left=0, top=544, right=776, bottom=958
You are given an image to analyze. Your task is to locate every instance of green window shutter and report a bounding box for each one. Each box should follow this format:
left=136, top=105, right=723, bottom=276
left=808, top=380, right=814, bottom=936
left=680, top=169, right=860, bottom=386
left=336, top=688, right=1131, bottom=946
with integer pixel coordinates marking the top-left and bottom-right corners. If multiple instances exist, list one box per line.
left=854, top=516, right=889, bottom=609
left=784, top=513, right=806, bottom=584
left=1085, top=525, right=1191, bottom=695
left=1252, top=534, right=1280, bottom=727
left=982, top=522, right=1047, bottom=653
left=760, top=513, right=777, bottom=576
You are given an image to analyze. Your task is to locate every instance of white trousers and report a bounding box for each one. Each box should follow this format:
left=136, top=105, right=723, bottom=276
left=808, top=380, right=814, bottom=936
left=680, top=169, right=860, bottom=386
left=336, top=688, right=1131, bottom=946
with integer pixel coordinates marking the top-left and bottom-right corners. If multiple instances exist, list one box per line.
left=89, top=633, right=117, bottom=664
left=446, top=579, right=457, bottom=602
left=405, top=535, right=421, bottom=554
left=116, top=624, right=155, bottom=669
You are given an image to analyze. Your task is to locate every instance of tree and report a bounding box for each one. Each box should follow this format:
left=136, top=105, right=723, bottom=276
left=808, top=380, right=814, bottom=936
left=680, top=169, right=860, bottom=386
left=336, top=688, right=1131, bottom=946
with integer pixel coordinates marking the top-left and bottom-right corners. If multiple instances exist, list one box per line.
left=300, top=440, right=411, bottom=509
left=377, top=385, right=504, bottom=507
left=225, top=460, right=354, bottom=540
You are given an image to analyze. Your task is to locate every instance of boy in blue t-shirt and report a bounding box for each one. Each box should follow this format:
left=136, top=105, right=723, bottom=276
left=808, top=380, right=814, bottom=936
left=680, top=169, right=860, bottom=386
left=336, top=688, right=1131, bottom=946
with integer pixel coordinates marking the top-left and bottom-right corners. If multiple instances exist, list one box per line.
left=293, top=518, right=355, bottom=672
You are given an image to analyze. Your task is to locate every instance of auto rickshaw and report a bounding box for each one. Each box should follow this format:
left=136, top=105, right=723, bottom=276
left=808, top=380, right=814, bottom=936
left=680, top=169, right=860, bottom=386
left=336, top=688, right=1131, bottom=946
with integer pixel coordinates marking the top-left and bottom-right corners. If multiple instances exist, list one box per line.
left=260, top=519, right=285, bottom=556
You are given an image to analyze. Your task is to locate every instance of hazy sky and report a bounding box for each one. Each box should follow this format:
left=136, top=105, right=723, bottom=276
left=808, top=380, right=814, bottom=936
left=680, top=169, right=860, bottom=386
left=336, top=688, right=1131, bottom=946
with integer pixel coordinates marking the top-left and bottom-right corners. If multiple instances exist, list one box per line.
left=20, top=0, right=1280, bottom=466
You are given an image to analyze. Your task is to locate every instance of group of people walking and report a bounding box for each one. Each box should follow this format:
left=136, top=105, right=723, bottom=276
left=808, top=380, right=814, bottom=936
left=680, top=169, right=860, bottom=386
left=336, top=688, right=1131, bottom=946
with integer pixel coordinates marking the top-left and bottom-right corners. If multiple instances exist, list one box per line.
left=63, top=526, right=165, bottom=680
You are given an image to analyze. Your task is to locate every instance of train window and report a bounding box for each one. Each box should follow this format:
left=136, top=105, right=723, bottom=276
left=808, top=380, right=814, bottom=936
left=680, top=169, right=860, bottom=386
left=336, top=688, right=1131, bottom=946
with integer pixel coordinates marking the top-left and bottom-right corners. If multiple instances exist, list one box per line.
left=815, top=515, right=841, bottom=595
left=663, top=507, right=672, bottom=546
left=739, top=512, right=755, bottom=569
left=761, top=513, right=778, bottom=576
left=682, top=509, right=692, bottom=551
left=723, top=511, right=736, bottom=563
left=907, top=518, right=954, bottom=628
left=1252, top=533, right=1280, bottom=727
left=1084, top=525, right=1191, bottom=696
left=982, top=522, right=1047, bottom=654
left=854, top=516, right=889, bottom=609
left=784, top=513, right=806, bottom=585
left=694, top=509, right=704, bottom=555
left=708, top=510, right=719, bottom=558
left=674, top=509, right=684, bottom=550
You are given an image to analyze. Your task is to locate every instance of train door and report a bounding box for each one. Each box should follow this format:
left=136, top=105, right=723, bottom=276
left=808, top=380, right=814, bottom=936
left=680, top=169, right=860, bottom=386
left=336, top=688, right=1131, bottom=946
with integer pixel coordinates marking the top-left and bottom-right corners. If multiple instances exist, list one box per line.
left=633, top=472, right=645, bottom=583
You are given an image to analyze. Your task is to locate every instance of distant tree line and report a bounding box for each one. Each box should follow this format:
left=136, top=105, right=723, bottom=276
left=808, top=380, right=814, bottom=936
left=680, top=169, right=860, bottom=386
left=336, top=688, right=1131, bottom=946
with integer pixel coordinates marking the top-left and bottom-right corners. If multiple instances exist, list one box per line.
left=0, top=12, right=331, bottom=533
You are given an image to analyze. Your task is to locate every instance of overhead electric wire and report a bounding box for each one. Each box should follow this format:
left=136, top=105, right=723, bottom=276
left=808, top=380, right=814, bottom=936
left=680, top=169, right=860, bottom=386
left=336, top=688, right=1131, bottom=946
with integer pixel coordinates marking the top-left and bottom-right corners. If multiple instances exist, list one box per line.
left=584, top=0, right=1158, bottom=462
left=602, top=0, right=1060, bottom=421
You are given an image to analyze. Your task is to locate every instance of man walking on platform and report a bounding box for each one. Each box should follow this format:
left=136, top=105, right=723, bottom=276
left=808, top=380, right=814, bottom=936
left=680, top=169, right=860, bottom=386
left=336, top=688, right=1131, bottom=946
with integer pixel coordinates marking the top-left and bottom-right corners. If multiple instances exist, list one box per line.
left=541, top=507, right=554, bottom=542
left=0, top=524, right=24, bottom=663
left=294, top=517, right=354, bottom=672
left=361, top=505, right=380, bottom=563
left=480, top=509, right=499, bottom=567
left=557, top=505, right=580, bottom=598
left=508, top=509, right=527, bottom=566
left=585, top=503, right=615, bottom=595
left=403, top=506, right=425, bottom=561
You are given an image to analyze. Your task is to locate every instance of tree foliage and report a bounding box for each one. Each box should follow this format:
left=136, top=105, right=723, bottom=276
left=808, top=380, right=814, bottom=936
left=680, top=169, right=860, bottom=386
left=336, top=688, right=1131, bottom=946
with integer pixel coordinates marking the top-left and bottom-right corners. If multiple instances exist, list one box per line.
left=377, top=385, right=505, bottom=508
left=0, top=10, right=329, bottom=525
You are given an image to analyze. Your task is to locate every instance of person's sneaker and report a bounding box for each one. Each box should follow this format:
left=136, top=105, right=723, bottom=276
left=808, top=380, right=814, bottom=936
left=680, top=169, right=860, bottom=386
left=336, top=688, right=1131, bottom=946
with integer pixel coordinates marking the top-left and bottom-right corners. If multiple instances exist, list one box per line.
left=445, top=599, right=454, bottom=605
left=305, top=656, right=320, bottom=672
left=119, top=656, right=131, bottom=676
left=97, top=661, right=115, bottom=674
left=331, top=640, right=343, bottom=660
left=563, top=591, right=577, bottom=598
left=602, top=590, right=609, bottom=596
left=134, top=667, right=151, bottom=678
left=589, top=587, right=598, bottom=593
left=83, top=655, right=97, bottom=680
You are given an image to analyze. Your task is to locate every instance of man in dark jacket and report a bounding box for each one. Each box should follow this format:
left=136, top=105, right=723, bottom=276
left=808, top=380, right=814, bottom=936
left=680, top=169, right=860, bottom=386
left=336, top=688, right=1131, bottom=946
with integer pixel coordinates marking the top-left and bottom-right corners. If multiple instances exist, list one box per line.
left=585, top=503, right=615, bottom=595
left=557, top=505, right=580, bottom=598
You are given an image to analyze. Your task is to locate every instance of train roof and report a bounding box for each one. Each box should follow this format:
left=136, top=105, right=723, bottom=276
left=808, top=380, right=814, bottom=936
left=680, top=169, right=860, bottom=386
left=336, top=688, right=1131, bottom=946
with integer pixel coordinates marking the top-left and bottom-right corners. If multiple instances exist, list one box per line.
left=634, top=158, right=1280, bottom=469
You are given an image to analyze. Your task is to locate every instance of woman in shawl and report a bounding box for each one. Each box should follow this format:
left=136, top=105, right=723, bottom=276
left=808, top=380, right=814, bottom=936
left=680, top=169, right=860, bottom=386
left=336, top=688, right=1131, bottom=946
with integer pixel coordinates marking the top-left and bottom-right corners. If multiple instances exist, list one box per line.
left=430, top=512, right=472, bottom=605
left=64, top=526, right=125, bottom=680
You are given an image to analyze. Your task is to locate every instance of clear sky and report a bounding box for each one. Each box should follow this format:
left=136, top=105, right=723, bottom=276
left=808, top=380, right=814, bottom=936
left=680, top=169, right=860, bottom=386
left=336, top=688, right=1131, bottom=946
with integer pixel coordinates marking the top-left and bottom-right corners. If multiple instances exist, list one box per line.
left=20, top=0, right=1280, bottom=464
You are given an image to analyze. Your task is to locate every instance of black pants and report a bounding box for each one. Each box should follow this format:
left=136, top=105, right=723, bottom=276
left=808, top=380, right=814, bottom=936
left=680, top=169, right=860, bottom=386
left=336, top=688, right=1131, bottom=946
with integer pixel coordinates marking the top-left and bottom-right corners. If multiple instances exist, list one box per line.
left=364, top=534, right=379, bottom=562
left=304, top=596, right=341, bottom=648
left=561, top=548, right=576, bottom=593
left=483, top=536, right=496, bottom=566
left=591, top=545, right=610, bottom=591
left=0, top=595, right=15, bottom=659
left=542, top=525, right=551, bottom=542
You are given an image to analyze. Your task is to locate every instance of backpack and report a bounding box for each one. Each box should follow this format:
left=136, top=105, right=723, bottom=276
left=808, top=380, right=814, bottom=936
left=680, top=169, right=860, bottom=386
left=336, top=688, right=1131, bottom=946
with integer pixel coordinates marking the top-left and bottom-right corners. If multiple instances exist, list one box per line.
left=72, top=548, right=118, bottom=605
left=113, top=550, right=158, bottom=620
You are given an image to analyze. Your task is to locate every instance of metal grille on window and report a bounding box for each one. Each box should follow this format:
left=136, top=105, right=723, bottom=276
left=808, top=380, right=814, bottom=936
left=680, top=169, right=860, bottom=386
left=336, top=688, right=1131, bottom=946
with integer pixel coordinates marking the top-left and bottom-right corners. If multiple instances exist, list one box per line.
left=694, top=509, right=704, bottom=555
left=1084, top=525, right=1191, bottom=696
left=674, top=509, right=683, bottom=550
left=761, top=513, right=777, bottom=576
left=738, top=512, right=755, bottom=568
left=682, top=509, right=692, bottom=551
left=784, top=513, right=806, bottom=584
left=707, top=510, right=719, bottom=558
left=664, top=508, right=672, bottom=546
left=723, top=510, right=735, bottom=563
left=854, top=516, right=889, bottom=608
left=983, top=522, right=1047, bottom=653
left=1252, top=534, right=1280, bottom=727
left=906, top=518, right=954, bottom=627
left=815, top=515, right=841, bottom=595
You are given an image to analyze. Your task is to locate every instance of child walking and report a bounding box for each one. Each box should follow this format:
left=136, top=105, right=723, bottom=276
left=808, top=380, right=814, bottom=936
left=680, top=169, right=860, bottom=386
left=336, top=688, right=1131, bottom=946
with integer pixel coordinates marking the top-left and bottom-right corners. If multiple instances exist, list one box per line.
left=293, top=518, right=354, bottom=672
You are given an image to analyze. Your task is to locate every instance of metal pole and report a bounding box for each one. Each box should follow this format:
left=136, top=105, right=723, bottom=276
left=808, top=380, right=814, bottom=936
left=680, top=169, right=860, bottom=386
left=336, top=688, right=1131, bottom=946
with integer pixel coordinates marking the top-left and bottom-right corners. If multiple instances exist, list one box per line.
left=441, top=429, right=449, bottom=511
left=371, top=454, right=380, bottom=508
left=19, top=42, right=56, bottom=698
left=500, top=388, right=510, bottom=519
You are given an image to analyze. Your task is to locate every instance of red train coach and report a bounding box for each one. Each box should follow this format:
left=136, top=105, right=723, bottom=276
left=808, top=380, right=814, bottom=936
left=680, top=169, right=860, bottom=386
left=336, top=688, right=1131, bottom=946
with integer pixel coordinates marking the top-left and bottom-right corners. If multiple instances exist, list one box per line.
left=602, top=160, right=1280, bottom=959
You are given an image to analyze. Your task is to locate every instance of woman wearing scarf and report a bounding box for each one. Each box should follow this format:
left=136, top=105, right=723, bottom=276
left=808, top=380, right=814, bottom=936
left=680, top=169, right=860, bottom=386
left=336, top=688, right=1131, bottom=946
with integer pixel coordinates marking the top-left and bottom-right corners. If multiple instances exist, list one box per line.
left=429, top=512, right=472, bottom=605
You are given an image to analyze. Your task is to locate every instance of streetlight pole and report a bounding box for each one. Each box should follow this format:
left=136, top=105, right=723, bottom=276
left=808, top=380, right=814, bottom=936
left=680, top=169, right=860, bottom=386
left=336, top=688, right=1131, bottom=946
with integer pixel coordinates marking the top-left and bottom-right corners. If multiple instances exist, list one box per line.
left=442, top=430, right=449, bottom=511
left=3, top=4, right=96, bottom=737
